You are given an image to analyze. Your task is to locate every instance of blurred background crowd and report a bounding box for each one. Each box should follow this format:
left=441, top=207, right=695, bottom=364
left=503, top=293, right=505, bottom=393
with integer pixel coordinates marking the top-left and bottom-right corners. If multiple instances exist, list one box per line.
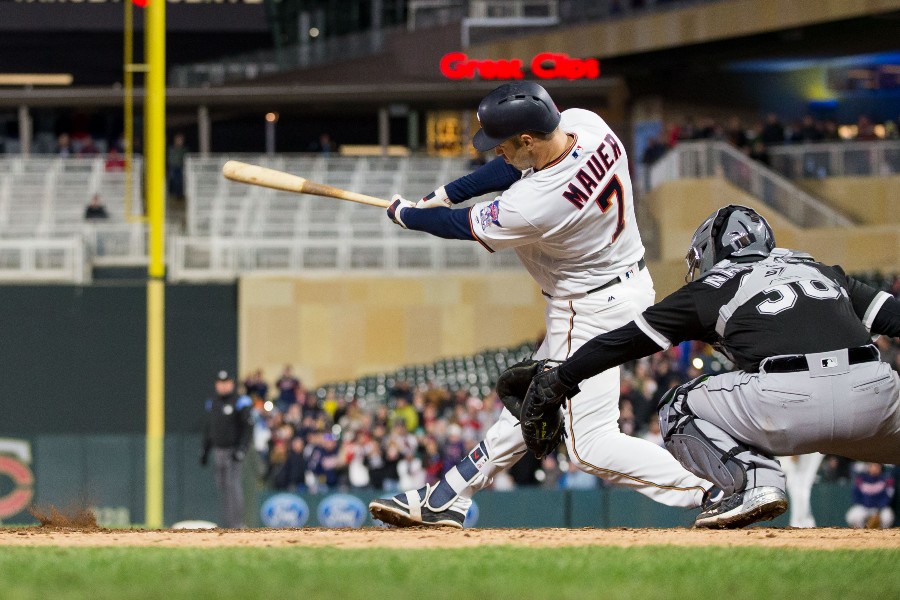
left=641, top=112, right=900, bottom=173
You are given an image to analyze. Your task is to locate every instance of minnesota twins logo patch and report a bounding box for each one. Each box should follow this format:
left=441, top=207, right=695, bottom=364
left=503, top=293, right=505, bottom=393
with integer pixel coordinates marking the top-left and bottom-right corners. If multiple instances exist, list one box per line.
left=478, top=199, right=502, bottom=229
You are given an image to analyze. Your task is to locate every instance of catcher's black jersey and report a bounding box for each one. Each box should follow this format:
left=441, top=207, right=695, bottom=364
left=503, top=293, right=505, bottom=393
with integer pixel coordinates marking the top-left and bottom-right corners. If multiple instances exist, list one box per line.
left=559, top=250, right=900, bottom=386
left=639, top=255, right=877, bottom=371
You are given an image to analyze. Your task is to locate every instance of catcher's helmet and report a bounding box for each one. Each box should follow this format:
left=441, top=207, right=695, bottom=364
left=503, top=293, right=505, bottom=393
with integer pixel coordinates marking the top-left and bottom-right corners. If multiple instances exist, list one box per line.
left=685, top=205, right=775, bottom=282
left=472, top=82, right=561, bottom=152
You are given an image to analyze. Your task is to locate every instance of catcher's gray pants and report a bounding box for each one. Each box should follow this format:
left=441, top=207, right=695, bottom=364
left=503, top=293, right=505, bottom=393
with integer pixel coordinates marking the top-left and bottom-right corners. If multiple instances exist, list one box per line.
left=213, top=447, right=245, bottom=528
left=661, top=353, right=900, bottom=495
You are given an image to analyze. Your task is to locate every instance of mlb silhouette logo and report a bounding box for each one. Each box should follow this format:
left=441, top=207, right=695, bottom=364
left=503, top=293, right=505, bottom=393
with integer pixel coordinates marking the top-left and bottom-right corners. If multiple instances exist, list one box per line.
left=821, top=357, right=837, bottom=368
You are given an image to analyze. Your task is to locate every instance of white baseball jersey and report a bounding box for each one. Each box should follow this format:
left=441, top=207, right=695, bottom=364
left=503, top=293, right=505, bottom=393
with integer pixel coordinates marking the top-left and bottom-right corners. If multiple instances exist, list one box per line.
left=468, top=108, right=645, bottom=298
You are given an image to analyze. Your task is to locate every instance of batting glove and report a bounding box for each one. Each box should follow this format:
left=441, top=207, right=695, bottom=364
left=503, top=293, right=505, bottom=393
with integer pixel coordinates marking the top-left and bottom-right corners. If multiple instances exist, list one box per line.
left=387, top=194, right=415, bottom=228
left=416, top=186, right=452, bottom=209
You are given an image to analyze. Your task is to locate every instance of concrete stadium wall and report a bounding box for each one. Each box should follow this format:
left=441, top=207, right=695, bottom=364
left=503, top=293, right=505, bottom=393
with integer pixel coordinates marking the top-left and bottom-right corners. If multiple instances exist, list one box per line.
left=239, top=274, right=547, bottom=387
left=796, top=176, right=900, bottom=226
left=644, top=178, right=900, bottom=297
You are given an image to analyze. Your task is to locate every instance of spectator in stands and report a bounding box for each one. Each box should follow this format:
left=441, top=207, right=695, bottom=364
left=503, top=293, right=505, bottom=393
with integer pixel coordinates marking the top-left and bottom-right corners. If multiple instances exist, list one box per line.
left=440, top=424, right=466, bottom=475
left=792, top=115, right=824, bottom=143
left=855, top=115, right=878, bottom=141
left=275, top=364, right=300, bottom=411
left=846, top=462, right=895, bottom=528
left=308, top=432, right=340, bottom=492
left=84, top=193, right=109, bottom=220
left=539, top=454, right=563, bottom=489
left=560, top=459, right=599, bottom=490
left=618, top=398, right=636, bottom=436
left=748, top=139, right=771, bottom=166
left=759, top=113, right=786, bottom=145
left=166, top=133, right=188, bottom=202
left=397, top=446, right=426, bottom=492
left=389, top=394, right=419, bottom=433
left=243, top=369, right=269, bottom=403
left=726, top=117, right=750, bottom=151
left=421, top=436, right=444, bottom=485
left=338, top=430, right=371, bottom=489
left=56, top=132, right=74, bottom=156
left=641, top=414, right=665, bottom=448
left=273, top=436, right=307, bottom=492
left=104, top=147, right=126, bottom=172
left=641, top=134, right=668, bottom=167
left=822, top=119, right=841, bottom=141
left=308, top=132, right=335, bottom=156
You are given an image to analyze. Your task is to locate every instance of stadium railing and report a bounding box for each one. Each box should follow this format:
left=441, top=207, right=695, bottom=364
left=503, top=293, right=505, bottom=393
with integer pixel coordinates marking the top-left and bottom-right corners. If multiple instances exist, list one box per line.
left=0, top=237, right=86, bottom=284
left=648, top=140, right=852, bottom=228
left=767, top=140, right=900, bottom=179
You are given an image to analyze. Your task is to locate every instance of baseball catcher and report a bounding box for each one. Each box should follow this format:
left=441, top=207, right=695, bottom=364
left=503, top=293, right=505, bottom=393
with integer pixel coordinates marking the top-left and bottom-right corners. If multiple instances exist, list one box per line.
left=526, top=204, right=900, bottom=528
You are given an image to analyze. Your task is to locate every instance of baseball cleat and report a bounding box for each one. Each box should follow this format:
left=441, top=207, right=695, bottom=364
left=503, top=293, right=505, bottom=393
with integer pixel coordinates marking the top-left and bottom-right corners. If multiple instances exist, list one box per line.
left=694, top=486, right=788, bottom=529
left=369, top=486, right=466, bottom=529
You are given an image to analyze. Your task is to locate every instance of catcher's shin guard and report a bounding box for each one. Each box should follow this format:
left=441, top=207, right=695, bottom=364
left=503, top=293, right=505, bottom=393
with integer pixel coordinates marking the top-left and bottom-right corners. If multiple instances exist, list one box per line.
left=658, top=379, right=749, bottom=496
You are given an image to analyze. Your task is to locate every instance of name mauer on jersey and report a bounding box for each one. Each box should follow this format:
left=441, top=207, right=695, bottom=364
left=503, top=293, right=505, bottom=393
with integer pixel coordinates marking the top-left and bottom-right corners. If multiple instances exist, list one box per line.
left=561, top=133, right=623, bottom=209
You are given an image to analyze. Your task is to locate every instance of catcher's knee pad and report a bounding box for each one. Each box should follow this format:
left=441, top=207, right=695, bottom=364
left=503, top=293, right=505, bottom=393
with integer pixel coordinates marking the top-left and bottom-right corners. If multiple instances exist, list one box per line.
left=658, top=378, right=748, bottom=496
left=427, top=442, right=492, bottom=511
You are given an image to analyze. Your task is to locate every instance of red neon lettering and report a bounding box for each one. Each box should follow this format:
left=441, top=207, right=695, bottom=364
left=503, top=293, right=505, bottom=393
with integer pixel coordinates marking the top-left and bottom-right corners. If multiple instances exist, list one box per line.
left=131, top=0, right=149, bottom=7
left=531, top=53, right=600, bottom=80
left=440, top=53, right=525, bottom=80
left=441, top=52, right=598, bottom=80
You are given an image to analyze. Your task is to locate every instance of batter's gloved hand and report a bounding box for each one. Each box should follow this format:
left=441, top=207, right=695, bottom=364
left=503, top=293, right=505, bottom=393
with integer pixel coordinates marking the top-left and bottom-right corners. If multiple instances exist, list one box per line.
left=232, top=449, right=246, bottom=462
left=495, top=359, right=540, bottom=420
left=519, top=362, right=579, bottom=459
left=387, top=194, right=415, bottom=228
left=417, top=186, right=452, bottom=209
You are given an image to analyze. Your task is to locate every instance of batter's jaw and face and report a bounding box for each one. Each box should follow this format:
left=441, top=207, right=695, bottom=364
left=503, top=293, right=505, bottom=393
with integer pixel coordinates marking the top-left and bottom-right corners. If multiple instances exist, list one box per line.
left=495, top=135, right=535, bottom=170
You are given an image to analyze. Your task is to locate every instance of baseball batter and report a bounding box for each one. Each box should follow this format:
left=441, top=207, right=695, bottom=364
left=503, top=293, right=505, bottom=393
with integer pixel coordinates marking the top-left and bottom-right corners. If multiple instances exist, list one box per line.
left=369, top=82, right=713, bottom=528
left=525, top=205, right=900, bottom=528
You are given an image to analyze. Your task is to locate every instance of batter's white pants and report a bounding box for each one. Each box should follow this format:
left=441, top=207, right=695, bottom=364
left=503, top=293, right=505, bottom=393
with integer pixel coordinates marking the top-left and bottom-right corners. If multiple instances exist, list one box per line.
left=461, top=268, right=710, bottom=508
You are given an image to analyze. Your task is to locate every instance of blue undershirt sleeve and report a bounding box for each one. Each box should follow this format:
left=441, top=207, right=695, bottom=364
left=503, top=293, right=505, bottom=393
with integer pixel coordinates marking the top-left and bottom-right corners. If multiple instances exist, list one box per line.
left=401, top=206, right=476, bottom=241
left=444, top=157, right=521, bottom=203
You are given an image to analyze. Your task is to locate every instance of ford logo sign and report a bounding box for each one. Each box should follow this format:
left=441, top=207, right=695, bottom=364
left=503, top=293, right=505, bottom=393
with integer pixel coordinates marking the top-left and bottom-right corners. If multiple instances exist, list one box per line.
left=260, top=493, right=310, bottom=528
left=317, top=494, right=367, bottom=528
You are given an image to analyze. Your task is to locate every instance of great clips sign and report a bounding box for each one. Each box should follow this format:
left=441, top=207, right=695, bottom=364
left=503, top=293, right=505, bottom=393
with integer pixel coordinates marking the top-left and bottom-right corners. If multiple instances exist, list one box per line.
left=440, top=52, right=599, bottom=81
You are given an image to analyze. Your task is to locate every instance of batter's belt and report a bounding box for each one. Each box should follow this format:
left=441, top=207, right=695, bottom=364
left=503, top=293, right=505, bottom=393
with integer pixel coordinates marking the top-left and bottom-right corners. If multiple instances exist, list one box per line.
left=542, top=257, right=646, bottom=299
left=761, top=344, right=880, bottom=374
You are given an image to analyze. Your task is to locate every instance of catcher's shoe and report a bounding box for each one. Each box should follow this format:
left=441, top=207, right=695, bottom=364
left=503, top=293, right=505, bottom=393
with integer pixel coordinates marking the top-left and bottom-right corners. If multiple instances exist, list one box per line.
left=694, top=486, right=788, bottom=529
left=369, top=485, right=468, bottom=529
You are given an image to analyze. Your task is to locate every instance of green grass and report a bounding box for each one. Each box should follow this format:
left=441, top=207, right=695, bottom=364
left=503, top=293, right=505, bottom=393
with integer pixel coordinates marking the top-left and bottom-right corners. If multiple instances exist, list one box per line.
left=0, top=546, right=898, bottom=600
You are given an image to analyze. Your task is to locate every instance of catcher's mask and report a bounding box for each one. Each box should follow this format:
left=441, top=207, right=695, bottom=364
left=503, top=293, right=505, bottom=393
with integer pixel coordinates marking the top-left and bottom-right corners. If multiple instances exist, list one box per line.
left=685, top=205, right=775, bottom=282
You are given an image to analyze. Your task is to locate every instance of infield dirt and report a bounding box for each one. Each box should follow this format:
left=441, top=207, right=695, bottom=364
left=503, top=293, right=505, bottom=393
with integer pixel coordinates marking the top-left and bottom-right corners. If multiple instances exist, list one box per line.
left=0, top=526, right=897, bottom=550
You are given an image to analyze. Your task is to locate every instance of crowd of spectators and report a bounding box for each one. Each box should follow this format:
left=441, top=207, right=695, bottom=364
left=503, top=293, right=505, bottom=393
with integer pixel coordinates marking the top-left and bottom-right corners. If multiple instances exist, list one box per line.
left=240, top=277, right=899, bottom=500
left=641, top=112, right=900, bottom=173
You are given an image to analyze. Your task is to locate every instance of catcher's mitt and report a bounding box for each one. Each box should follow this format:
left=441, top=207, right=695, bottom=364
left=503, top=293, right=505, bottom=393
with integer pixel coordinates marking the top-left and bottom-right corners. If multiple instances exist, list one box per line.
left=519, top=362, right=578, bottom=459
left=496, top=359, right=541, bottom=420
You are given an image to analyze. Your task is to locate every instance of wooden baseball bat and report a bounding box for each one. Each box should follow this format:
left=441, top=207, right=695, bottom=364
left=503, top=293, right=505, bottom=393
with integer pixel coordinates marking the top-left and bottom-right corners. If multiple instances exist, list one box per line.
left=221, top=160, right=391, bottom=208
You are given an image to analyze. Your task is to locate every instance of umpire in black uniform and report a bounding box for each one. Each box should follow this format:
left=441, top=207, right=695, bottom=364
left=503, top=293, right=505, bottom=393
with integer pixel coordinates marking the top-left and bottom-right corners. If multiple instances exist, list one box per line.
left=525, top=205, right=900, bottom=529
left=201, top=370, right=254, bottom=528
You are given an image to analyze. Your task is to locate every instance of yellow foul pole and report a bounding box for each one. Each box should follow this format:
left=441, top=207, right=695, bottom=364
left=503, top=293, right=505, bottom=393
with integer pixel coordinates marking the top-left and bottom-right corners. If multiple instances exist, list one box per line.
left=144, top=0, right=166, bottom=529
